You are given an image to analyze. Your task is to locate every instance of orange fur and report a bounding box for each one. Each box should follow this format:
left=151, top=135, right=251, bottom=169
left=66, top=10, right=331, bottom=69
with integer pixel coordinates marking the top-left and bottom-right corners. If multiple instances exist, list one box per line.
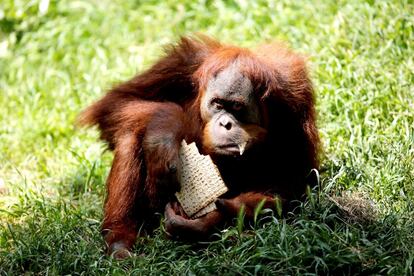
left=79, top=35, right=320, bottom=256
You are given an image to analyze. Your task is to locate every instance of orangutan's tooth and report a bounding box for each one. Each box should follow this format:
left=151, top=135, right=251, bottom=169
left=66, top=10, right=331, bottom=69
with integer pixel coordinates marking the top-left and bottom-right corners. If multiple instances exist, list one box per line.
left=239, top=142, right=247, bottom=155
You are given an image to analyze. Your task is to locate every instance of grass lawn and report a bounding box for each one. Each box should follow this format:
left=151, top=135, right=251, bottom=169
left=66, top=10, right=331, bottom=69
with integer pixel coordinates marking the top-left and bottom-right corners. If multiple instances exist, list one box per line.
left=0, top=0, right=413, bottom=274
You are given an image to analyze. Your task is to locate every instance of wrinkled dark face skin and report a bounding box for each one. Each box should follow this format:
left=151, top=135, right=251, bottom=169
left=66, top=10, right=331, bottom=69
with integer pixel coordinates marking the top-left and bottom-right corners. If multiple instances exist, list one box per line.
left=200, top=63, right=267, bottom=156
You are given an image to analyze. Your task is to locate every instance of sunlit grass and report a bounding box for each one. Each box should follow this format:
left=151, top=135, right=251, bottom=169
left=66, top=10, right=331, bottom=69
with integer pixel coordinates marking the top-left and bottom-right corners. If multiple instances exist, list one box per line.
left=0, top=0, right=413, bottom=274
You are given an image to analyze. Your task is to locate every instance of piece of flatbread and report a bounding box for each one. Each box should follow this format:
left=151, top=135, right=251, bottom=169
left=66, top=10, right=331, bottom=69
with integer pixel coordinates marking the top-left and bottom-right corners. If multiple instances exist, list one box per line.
left=175, top=140, right=228, bottom=218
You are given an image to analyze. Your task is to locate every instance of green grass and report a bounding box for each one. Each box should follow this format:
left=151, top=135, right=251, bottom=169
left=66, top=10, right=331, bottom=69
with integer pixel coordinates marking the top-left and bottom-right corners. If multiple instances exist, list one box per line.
left=0, top=0, right=413, bottom=274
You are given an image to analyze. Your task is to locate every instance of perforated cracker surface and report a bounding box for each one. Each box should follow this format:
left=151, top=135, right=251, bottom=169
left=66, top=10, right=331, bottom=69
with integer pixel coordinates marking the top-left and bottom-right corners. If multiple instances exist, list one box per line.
left=175, top=141, right=228, bottom=218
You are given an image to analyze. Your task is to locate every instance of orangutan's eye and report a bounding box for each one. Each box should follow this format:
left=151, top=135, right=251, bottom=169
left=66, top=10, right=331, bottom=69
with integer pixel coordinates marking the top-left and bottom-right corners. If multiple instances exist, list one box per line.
left=232, top=102, right=244, bottom=111
left=211, top=99, right=224, bottom=110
